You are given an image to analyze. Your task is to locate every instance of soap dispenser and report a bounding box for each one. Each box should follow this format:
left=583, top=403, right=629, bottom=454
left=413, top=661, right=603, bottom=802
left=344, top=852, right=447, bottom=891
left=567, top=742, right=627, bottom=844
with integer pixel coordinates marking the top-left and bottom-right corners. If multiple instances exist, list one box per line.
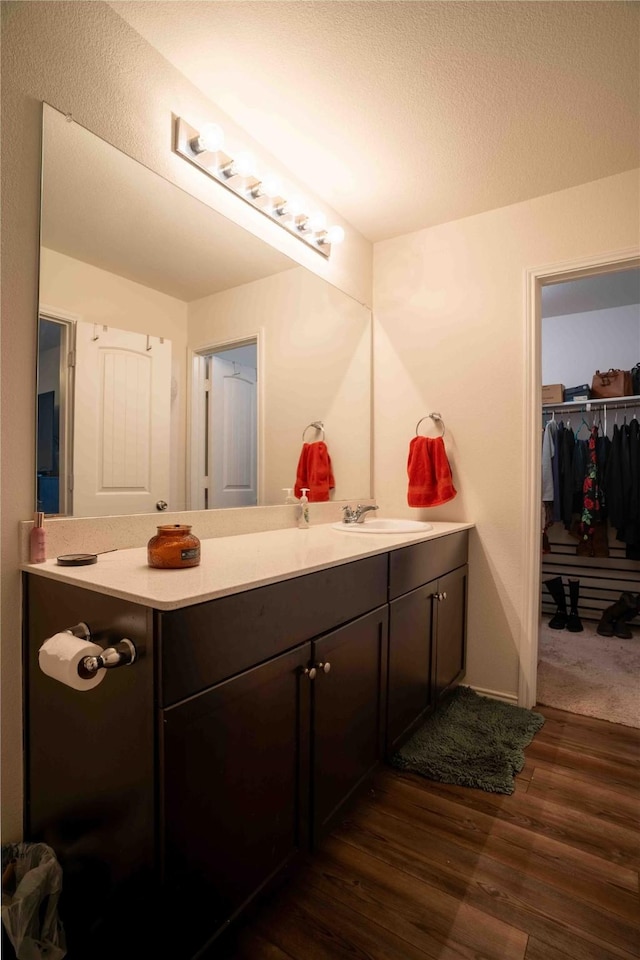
left=282, top=488, right=297, bottom=505
left=297, top=488, right=310, bottom=529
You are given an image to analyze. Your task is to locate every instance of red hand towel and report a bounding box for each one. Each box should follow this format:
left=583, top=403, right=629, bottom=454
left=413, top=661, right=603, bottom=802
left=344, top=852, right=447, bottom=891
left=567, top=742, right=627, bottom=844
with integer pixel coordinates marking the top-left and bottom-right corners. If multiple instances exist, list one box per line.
left=295, top=441, right=335, bottom=502
left=407, top=435, right=457, bottom=507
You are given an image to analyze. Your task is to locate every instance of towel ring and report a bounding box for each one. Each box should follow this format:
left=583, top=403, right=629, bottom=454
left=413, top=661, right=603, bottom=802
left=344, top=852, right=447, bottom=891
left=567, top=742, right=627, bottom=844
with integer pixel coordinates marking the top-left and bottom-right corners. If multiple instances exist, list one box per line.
left=302, top=420, right=325, bottom=442
left=415, top=413, right=446, bottom=438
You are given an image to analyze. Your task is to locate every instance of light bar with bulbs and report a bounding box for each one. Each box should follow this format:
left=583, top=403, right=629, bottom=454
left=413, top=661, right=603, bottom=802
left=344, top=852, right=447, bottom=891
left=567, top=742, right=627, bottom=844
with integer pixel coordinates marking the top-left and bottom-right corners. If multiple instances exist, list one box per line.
left=173, top=117, right=345, bottom=259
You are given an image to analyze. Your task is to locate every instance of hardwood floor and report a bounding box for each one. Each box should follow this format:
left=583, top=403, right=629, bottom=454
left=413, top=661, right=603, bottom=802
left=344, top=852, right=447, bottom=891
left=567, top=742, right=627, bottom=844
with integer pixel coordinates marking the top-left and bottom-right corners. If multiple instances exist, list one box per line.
left=219, top=705, right=640, bottom=960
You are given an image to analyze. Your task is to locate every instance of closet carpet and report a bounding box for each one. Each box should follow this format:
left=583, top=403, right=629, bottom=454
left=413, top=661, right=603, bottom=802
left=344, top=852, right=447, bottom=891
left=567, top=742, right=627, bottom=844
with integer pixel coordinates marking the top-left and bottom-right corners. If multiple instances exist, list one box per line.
left=537, top=618, right=640, bottom=728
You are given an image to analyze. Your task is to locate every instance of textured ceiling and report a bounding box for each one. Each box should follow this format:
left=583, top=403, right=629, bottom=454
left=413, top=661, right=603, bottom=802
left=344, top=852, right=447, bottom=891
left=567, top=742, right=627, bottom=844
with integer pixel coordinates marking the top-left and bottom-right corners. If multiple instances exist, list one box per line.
left=109, top=1, right=639, bottom=242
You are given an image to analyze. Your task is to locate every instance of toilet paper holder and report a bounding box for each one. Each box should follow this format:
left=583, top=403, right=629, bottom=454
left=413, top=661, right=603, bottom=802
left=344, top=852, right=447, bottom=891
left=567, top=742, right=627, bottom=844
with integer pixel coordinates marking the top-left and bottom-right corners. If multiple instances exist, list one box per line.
left=67, top=622, right=137, bottom=676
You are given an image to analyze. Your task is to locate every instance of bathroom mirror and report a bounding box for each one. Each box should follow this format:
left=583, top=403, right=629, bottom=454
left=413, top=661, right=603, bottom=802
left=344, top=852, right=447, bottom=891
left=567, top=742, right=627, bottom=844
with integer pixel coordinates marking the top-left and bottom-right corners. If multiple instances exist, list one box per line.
left=37, top=104, right=371, bottom=517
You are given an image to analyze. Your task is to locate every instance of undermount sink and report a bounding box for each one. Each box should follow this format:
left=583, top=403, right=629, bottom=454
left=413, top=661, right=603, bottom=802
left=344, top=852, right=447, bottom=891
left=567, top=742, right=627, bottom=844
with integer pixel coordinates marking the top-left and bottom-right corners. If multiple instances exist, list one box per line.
left=332, top=519, right=433, bottom=534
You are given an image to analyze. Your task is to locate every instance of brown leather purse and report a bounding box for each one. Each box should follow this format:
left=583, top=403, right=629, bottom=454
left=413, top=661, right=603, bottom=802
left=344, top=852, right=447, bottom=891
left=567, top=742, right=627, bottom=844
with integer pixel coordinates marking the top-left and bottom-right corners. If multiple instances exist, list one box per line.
left=591, top=368, right=633, bottom=399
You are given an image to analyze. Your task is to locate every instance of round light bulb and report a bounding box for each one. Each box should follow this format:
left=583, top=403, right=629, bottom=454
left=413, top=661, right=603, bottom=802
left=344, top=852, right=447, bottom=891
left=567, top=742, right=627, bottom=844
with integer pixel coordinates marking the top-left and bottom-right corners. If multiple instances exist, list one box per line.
left=233, top=151, right=255, bottom=178
left=197, top=123, right=224, bottom=153
left=286, top=195, right=304, bottom=217
left=261, top=175, right=282, bottom=198
left=325, top=225, right=345, bottom=245
left=307, top=212, right=327, bottom=233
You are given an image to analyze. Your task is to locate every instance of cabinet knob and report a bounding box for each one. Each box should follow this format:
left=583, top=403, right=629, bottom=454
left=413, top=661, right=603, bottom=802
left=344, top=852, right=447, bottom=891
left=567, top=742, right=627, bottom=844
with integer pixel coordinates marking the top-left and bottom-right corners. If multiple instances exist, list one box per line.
left=441, top=591, right=447, bottom=601
left=316, top=661, right=331, bottom=674
left=302, top=666, right=317, bottom=680
left=434, top=591, right=447, bottom=601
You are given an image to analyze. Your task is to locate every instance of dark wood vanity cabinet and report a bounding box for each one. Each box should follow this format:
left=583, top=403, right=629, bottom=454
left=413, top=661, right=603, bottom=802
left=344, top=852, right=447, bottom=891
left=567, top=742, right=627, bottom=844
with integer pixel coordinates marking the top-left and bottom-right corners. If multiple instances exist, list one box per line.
left=23, top=532, right=467, bottom=958
left=24, top=553, right=389, bottom=958
left=386, top=530, right=468, bottom=755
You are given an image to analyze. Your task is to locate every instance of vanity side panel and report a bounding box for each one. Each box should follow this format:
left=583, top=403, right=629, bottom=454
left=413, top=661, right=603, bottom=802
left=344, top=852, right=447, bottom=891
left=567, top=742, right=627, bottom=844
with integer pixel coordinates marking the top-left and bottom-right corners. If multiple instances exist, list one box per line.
left=23, top=575, right=156, bottom=959
left=160, top=553, right=388, bottom=705
left=389, top=530, right=469, bottom=600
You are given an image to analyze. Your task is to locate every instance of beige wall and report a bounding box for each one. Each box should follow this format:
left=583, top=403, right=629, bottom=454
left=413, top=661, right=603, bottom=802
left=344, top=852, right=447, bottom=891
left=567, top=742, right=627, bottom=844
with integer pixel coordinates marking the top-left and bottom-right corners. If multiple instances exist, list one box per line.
left=373, top=168, right=640, bottom=700
left=1, top=1, right=372, bottom=841
left=40, top=248, right=189, bottom=511
left=188, top=267, right=372, bottom=505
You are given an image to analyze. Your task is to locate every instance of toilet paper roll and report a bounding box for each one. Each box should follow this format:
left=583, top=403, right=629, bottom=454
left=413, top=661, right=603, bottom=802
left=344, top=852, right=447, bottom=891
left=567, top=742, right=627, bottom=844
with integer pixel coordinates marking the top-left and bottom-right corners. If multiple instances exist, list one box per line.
left=38, top=632, right=106, bottom=691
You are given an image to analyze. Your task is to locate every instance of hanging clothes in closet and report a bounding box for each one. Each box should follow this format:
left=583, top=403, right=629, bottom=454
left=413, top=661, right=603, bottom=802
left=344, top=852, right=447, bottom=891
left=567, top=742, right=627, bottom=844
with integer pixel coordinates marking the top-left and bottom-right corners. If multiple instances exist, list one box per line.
left=605, top=415, right=640, bottom=560
left=542, top=407, right=640, bottom=559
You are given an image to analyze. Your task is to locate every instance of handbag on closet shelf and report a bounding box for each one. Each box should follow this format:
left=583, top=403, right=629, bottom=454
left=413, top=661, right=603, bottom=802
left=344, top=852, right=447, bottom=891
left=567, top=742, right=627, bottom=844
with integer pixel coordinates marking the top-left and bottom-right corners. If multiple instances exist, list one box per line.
left=631, top=363, right=640, bottom=396
left=590, top=368, right=634, bottom=399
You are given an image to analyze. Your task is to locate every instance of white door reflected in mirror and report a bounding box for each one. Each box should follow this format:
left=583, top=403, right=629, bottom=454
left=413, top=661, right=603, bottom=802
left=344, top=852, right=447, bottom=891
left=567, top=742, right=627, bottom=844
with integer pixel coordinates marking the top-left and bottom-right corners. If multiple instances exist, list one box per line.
left=73, top=324, right=172, bottom=517
left=37, top=316, right=173, bottom=517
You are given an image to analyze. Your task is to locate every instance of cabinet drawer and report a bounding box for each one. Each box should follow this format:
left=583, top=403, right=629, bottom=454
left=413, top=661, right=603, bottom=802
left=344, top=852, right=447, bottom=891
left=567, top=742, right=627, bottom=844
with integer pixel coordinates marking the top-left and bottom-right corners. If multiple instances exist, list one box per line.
left=389, top=530, right=468, bottom=600
left=159, top=553, right=388, bottom=705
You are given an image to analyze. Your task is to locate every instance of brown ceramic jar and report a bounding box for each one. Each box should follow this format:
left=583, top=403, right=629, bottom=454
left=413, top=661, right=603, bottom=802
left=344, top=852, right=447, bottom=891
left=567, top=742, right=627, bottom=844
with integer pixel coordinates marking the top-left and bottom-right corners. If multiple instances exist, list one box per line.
left=147, top=524, right=201, bottom=568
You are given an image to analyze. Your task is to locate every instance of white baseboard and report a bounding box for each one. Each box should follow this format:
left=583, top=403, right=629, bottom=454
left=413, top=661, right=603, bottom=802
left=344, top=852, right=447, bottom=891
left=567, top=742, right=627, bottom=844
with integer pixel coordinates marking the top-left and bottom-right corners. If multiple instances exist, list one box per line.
left=469, top=685, right=519, bottom=705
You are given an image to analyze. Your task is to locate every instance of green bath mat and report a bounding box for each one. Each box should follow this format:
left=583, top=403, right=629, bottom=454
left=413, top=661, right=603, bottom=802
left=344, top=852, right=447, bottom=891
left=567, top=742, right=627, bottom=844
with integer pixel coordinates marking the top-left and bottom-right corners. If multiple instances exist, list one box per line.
left=389, top=685, right=545, bottom=795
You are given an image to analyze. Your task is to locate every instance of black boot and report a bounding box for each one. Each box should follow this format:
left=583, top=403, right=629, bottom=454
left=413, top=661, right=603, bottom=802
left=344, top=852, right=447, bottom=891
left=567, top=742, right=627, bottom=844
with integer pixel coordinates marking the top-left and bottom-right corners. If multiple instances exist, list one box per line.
left=614, top=619, right=633, bottom=639
left=597, top=592, right=638, bottom=638
left=566, top=578, right=583, bottom=633
left=544, top=577, right=567, bottom=629
left=613, top=594, right=640, bottom=639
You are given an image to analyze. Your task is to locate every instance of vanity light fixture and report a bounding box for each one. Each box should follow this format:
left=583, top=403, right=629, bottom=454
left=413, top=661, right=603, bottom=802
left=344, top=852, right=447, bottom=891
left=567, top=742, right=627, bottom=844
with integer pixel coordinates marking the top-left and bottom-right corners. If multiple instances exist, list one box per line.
left=320, top=226, right=345, bottom=246
left=174, top=116, right=344, bottom=258
left=190, top=122, right=225, bottom=155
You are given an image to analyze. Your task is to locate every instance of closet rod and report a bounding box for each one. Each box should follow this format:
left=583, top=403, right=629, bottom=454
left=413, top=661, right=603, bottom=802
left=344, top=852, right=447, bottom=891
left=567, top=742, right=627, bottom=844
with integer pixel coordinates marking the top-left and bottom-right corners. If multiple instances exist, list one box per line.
left=542, top=394, right=640, bottom=411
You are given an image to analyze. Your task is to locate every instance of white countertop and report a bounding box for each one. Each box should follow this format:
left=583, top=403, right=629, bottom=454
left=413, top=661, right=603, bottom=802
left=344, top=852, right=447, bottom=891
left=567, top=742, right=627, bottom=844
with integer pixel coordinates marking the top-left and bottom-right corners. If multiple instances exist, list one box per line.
left=21, top=520, right=473, bottom=611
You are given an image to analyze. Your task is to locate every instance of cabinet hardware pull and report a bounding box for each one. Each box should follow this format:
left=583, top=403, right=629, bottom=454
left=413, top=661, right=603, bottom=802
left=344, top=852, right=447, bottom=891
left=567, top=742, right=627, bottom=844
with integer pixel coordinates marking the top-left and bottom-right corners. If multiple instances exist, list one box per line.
left=316, top=661, right=331, bottom=674
left=302, top=666, right=317, bottom=680
left=434, top=591, right=447, bottom=602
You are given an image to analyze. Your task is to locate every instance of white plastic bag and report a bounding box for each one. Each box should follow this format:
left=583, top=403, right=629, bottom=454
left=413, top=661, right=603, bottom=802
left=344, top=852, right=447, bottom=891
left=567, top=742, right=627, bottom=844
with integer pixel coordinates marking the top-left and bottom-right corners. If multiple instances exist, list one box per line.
left=1, top=843, right=66, bottom=959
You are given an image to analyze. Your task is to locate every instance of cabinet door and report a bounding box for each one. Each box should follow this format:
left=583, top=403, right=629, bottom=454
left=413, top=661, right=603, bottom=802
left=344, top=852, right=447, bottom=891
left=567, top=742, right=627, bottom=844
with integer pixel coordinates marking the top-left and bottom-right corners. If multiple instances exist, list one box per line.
left=434, top=564, right=468, bottom=701
left=311, top=605, right=388, bottom=842
left=387, top=581, right=435, bottom=755
left=162, top=642, right=311, bottom=956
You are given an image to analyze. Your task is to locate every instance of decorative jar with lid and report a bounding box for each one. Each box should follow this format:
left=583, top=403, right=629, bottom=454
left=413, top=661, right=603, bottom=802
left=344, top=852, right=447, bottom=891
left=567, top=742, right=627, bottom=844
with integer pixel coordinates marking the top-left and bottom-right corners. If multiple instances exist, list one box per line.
left=147, top=524, right=201, bottom=568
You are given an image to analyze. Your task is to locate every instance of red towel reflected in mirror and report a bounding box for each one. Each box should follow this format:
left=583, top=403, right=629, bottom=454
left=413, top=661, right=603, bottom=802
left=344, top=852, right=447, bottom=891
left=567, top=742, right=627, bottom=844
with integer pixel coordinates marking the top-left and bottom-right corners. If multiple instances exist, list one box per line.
left=295, top=441, right=335, bottom=502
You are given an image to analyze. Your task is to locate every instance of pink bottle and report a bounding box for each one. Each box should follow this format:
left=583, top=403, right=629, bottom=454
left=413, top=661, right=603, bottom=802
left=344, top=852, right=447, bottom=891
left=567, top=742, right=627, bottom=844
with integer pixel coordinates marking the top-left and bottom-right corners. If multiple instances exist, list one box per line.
left=30, top=511, right=46, bottom=563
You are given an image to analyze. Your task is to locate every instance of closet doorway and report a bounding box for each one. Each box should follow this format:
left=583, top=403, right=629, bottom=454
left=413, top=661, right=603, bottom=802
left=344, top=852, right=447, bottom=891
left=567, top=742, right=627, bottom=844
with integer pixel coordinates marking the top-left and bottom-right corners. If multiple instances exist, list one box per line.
left=532, top=263, right=640, bottom=727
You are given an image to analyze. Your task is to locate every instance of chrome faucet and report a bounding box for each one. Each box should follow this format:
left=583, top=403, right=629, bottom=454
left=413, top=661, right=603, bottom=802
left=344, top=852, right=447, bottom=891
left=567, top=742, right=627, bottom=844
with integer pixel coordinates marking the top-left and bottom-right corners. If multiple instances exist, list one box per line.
left=341, top=504, right=380, bottom=524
